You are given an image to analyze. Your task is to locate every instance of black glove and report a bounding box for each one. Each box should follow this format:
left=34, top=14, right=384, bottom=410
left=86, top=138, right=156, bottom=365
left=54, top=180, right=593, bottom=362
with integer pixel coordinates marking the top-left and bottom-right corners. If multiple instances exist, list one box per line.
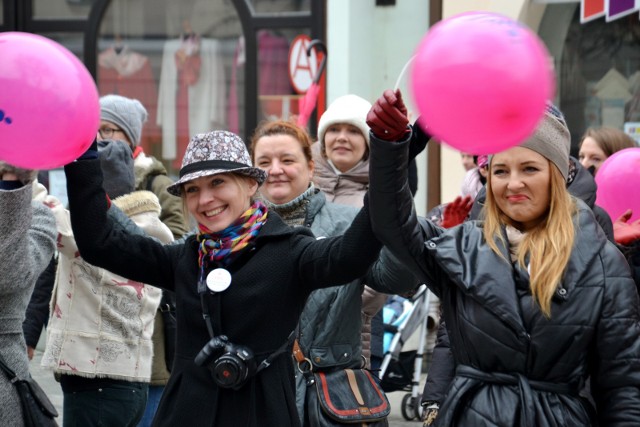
left=78, top=137, right=99, bottom=160
left=366, top=89, right=410, bottom=141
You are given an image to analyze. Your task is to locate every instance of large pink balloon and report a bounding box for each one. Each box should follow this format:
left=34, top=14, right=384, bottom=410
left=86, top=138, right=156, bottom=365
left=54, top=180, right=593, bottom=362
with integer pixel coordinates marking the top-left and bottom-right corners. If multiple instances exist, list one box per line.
left=595, top=147, right=640, bottom=222
left=0, top=32, right=99, bottom=169
left=410, top=12, right=555, bottom=155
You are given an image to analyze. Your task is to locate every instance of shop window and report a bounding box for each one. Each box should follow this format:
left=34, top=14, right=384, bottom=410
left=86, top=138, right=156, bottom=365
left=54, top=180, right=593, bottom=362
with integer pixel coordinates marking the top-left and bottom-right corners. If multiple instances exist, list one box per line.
left=95, top=0, right=313, bottom=177
left=557, top=9, right=640, bottom=148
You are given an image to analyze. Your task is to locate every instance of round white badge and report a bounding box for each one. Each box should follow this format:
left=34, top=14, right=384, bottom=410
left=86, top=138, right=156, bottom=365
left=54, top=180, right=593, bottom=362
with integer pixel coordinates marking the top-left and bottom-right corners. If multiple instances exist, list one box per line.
left=206, top=268, right=232, bottom=292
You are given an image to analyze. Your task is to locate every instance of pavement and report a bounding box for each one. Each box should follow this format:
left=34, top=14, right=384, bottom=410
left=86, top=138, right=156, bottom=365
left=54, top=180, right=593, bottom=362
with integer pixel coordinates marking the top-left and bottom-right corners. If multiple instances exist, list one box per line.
left=30, top=331, right=427, bottom=427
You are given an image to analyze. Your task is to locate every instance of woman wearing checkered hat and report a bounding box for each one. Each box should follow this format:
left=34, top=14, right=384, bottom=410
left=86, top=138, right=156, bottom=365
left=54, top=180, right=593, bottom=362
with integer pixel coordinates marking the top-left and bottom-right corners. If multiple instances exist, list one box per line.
left=63, top=130, right=384, bottom=427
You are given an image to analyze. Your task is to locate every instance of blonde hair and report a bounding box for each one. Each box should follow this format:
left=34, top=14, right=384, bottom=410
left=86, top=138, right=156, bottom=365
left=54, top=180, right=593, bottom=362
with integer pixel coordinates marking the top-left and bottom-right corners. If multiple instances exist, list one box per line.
left=483, top=162, right=576, bottom=317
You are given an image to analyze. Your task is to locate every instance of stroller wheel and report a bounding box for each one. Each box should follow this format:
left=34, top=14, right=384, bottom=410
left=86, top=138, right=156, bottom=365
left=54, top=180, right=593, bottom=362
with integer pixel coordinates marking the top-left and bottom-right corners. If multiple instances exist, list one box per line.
left=400, top=393, right=418, bottom=421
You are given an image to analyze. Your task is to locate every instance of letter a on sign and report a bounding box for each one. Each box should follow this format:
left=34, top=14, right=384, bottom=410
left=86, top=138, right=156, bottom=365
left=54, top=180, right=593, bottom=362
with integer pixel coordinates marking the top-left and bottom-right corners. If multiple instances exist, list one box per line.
left=289, top=35, right=318, bottom=94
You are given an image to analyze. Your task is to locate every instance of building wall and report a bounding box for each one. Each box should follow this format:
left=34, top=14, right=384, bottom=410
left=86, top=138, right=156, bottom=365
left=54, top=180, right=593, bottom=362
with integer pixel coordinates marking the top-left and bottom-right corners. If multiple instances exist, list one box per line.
left=326, top=0, right=430, bottom=214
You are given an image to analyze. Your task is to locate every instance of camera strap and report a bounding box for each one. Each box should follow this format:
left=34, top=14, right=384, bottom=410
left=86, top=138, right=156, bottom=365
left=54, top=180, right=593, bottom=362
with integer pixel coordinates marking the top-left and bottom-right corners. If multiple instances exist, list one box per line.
left=255, top=328, right=298, bottom=374
left=199, top=288, right=298, bottom=374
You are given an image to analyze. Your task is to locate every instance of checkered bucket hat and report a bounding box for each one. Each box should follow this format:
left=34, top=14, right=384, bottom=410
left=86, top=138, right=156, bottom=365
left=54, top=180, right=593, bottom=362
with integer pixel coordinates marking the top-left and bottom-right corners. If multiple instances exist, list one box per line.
left=167, top=130, right=267, bottom=196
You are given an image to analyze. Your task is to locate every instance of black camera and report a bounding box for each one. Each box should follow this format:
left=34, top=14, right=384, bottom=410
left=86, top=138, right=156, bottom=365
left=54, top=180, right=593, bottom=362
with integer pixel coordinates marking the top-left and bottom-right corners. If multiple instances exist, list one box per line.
left=194, top=335, right=257, bottom=390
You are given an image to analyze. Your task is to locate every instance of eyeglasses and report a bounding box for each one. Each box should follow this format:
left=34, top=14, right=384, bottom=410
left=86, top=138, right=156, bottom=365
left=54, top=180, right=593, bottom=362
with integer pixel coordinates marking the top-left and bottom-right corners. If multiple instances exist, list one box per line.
left=98, top=127, right=124, bottom=139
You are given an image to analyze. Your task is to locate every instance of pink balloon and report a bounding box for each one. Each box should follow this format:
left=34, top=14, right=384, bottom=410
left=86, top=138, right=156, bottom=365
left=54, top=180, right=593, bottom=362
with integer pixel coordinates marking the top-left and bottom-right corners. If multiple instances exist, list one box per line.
left=410, top=12, right=555, bottom=155
left=595, top=147, right=640, bottom=223
left=0, top=32, right=99, bottom=169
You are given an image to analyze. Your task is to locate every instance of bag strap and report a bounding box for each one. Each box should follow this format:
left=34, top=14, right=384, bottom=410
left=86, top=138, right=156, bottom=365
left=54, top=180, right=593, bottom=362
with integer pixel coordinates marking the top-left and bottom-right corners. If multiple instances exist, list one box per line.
left=345, top=369, right=366, bottom=406
left=0, top=353, right=19, bottom=382
left=293, top=339, right=306, bottom=364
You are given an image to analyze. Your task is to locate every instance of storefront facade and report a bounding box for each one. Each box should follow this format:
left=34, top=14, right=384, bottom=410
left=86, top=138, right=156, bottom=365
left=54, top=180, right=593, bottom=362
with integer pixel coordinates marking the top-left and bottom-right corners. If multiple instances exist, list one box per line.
left=0, top=0, right=434, bottom=211
left=5, top=1, right=630, bottom=209
left=1, top=0, right=324, bottom=176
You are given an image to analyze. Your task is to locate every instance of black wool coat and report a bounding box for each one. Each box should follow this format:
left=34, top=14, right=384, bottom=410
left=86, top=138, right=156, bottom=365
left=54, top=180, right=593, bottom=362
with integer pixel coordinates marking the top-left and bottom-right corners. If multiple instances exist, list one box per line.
left=369, top=134, right=640, bottom=426
left=64, top=159, right=382, bottom=427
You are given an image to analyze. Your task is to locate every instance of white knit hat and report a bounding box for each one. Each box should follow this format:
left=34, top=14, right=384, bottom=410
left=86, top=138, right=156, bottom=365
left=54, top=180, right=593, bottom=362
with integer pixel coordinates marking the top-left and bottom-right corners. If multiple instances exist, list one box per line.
left=317, top=94, right=372, bottom=150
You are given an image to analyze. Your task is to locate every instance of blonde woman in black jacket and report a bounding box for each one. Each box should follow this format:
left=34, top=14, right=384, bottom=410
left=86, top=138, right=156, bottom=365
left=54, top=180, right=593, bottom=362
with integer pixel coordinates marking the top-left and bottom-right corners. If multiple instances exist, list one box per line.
left=366, top=90, right=640, bottom=426
left=64, top=130, right=383, bottom=427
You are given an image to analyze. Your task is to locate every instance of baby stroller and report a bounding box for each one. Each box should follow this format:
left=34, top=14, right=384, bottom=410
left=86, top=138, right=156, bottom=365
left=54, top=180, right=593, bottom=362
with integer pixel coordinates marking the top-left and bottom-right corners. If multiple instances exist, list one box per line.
left=379, top=285, right=433, bottom=421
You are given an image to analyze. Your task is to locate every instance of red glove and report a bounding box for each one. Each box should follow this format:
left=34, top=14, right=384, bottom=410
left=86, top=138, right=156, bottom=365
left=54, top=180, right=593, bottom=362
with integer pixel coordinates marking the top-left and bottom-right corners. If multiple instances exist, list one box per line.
left=441, top=196, right=473, bottom=228
left=366, top=89, right=410, bottom=141
left=613, top=209, right=640, bottom=245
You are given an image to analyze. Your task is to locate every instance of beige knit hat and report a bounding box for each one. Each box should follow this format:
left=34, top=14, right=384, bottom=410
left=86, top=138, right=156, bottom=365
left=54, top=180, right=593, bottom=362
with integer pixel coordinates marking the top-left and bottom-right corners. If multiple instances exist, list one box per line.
left=490, top=103, right=571, bottom=179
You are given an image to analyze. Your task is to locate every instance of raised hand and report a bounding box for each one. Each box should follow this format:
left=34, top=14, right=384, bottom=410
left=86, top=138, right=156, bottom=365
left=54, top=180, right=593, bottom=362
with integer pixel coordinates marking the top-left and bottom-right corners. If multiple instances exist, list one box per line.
left=441, top=195, right=473, bottom=228
left=613, top=209, right=640, bottom=246
left=366, top=89, right=410, bottom=141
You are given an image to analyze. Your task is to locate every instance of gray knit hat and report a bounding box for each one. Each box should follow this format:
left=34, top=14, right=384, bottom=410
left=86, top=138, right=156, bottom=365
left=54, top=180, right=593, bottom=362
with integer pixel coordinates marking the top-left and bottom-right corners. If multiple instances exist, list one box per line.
left=100, top=95, right=148, bottom=148
left=167, top=131, right=267, bottom=197
left=317, top=94, right=372, bottom=149
left=97, top=139, right=135, bottom=199
left=490, top=103, right=571, bottom=179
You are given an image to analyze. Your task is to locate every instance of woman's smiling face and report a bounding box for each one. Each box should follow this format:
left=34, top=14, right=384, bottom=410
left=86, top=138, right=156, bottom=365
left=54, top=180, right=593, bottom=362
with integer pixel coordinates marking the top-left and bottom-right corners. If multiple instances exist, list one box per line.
left=253, top=134, right=314, bottom=204
left=183, top=173, right=258, bottom=232
left=323, top=123, right=367, bottom=172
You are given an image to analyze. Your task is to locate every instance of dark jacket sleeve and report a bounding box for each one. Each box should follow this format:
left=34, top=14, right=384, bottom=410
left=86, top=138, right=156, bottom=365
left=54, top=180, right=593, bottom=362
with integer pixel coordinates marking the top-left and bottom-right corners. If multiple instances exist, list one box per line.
left=592, top=205, right=614, bottom=243
left=64, top=159, right=178, bottom=290
left=421, top=320, right=455, bottom=404
left=592, top=242, right=640, bottom=425
left=368, top=132, right=445, bottom=293
left=366, top=248, right=421, bottom=295
left=618, top=239, right=640, bottom=293
left=294, top=195, right=383, bottom=292
left=22, top=254, right=57, bottom=348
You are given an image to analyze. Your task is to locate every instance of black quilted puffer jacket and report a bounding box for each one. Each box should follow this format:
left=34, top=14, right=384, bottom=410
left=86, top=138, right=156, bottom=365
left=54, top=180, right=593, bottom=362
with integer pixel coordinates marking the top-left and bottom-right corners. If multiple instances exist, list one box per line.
left=368, top=133, right=640, bottom=426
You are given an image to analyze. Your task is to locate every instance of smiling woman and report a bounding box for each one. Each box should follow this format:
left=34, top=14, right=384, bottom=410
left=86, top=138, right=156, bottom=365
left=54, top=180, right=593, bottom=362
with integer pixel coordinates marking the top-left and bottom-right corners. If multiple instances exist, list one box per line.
left=249, top=119, right=419, bottom=424
left=312, top=94, right=372, bottom=207
left=63, top=129, right=388, bottom=427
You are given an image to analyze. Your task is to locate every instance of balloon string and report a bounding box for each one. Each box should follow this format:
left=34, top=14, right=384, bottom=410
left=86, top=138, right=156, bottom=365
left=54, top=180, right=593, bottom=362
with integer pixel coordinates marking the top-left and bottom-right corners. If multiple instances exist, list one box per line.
left=394, top=55, right=416, bottom=92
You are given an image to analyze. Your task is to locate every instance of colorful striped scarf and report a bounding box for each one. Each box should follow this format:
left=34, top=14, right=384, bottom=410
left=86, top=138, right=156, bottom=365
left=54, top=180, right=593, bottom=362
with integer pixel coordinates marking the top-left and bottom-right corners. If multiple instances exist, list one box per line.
left=197, top=201, right=268, bottom=279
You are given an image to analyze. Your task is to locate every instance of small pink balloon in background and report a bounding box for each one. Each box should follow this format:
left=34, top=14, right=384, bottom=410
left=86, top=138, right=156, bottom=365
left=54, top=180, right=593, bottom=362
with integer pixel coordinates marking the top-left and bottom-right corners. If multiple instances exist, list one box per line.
left=410, top=11, right=555, bottom=155
left=595, top=147, right=640, bottom=223
left=0, top=32, right=99, bottom=169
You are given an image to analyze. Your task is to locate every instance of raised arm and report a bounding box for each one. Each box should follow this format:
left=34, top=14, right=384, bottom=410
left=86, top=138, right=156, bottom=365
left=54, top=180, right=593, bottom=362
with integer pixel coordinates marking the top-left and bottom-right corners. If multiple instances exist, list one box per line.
left=295, top=195, right=382, bottom=290
left=64, top=154, right=177, bottom=290
left=366, top=90, right=444, bottom=289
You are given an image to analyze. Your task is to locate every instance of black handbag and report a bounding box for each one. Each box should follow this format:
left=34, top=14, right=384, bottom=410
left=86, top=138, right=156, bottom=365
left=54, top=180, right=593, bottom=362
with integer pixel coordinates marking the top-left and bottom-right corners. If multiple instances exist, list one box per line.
left=294, top=340, right=390, bottom=426
left=306, top=368, right=390, bottom=426
left=0, top=353, right=59, bottom=426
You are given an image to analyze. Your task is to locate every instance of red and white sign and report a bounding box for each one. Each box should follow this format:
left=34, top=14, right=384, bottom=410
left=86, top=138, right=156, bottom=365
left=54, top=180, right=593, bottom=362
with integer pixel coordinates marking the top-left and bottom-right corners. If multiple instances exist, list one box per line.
left=288, top=35, right=319, bottom=94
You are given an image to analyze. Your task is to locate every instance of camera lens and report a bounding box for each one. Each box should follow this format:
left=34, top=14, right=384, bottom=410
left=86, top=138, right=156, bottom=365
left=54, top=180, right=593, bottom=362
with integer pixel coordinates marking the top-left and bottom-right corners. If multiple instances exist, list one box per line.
left=214, top=357, right=243, bottom=388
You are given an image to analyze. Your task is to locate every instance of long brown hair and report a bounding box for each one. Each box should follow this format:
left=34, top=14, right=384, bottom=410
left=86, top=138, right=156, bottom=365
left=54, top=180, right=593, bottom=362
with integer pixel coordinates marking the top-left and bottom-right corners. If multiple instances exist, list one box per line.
left=580, top=126, right=636, bottom=157
left=483, top=161, right=576, bottom=317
